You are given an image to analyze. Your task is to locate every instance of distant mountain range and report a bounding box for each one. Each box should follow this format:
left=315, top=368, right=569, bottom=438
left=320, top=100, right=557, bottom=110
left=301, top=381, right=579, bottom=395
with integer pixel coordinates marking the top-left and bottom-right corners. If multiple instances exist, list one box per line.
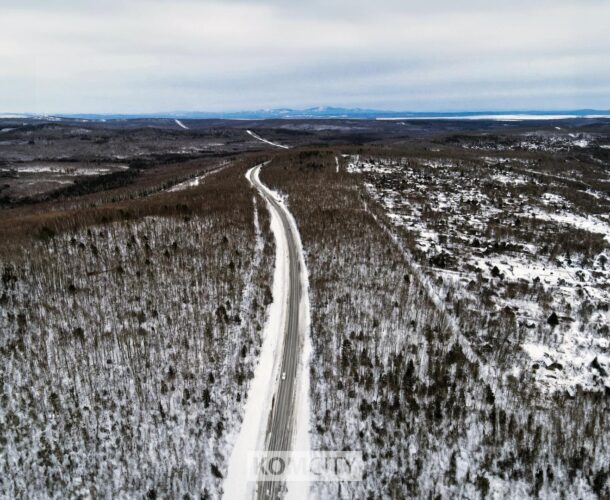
left=2, top=107, right=610, bottom=121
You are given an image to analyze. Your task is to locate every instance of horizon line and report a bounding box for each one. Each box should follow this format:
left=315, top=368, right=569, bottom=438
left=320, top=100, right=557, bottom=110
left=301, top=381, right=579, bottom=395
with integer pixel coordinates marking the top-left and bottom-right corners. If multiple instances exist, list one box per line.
left=3, top=107, right=610, bottom=120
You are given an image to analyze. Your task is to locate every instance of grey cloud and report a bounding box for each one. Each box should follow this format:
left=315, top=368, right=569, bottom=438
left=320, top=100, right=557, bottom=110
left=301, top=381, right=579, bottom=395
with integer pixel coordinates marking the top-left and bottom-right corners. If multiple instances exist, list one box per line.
left=0, top=0, right=608, bottom=112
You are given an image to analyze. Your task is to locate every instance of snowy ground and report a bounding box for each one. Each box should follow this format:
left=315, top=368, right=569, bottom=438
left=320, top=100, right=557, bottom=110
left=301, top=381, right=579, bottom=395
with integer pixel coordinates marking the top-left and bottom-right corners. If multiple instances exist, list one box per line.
left=175, top=119, right=189, bottom=130
left=0, top=162, right=128, bottom=175
left=348, top=155, right=610, bottom=394
left=225, top=164, right=311, bottom=500
left=453, top=131, right=608, bottom=153
left=0, top=171, right=274, bottom=498
left=225, top=165, right=291, bottom=499
left=246, top=130, right=290, bottom=149
left=262, top=151, right=610, bottom=499
left=166, top=162, right=229, bottom=192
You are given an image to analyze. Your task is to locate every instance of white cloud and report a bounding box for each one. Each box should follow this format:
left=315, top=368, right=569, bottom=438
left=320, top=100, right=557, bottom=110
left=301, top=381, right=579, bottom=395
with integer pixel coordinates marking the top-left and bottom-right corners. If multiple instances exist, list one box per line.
left=0, top=0, right=608, bottom=112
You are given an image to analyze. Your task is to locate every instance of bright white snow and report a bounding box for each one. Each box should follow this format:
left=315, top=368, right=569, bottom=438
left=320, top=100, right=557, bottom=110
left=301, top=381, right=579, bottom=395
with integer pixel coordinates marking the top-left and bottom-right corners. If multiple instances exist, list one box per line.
left=246, top=130, right=290, bottom=149
left=347, top=155, right=610, bottom=394
left=224, top=164, right=291, bottom=499
left=166, top=162, right=229, bottom=192
left=225, top=163, right=311, bottom=499
left=530, top=208, right=610, bottom=243
left=0, top=164, right=128, bottom=175
left=175, top=119, right=189, bottom=130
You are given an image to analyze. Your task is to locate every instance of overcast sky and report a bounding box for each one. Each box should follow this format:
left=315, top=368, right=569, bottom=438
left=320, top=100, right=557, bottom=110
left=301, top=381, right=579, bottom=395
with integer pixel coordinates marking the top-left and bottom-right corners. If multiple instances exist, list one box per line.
left=1, top=0, right=609, bottom=113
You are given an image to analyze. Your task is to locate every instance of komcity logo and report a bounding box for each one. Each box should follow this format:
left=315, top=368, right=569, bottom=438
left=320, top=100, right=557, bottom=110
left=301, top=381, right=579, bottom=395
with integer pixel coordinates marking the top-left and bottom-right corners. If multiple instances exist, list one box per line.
left=247, top=451, right=364, bottom=482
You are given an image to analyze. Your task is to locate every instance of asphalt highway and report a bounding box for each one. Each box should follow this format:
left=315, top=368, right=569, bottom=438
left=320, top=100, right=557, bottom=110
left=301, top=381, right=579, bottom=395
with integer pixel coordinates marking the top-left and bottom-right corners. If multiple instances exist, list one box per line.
left=248, top=163, right=303, bottom=500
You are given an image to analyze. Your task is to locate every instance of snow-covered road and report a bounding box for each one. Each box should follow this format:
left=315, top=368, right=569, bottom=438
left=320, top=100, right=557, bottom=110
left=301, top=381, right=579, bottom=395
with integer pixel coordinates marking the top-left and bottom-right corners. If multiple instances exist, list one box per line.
left=165, top=162, right=229, bottom=192
left=175, top=119, right=189, bottom=130
left=246, top=130, right=290, bottom=149
left=224, top=162, right=311, bottom=500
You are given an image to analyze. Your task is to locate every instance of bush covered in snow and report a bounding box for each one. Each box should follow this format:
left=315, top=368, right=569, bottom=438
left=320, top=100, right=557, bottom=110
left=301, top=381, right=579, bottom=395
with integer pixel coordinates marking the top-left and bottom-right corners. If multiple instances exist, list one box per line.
left=0, top=164, right=274, bottom=498
left=262, top=148, right=609, bottom=499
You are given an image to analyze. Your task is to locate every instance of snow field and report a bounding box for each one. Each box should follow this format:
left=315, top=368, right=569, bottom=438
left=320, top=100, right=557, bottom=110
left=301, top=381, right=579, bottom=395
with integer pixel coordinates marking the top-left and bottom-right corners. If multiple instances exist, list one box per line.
left=0, top=172, right=274, bottom=497
left=348, top=154, right=610, bottom=394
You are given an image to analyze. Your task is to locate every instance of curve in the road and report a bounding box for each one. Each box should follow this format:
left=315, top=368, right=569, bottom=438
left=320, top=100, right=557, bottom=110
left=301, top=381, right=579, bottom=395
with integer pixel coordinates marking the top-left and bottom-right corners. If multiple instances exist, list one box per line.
left=248, top=163, right=309, bottom=499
